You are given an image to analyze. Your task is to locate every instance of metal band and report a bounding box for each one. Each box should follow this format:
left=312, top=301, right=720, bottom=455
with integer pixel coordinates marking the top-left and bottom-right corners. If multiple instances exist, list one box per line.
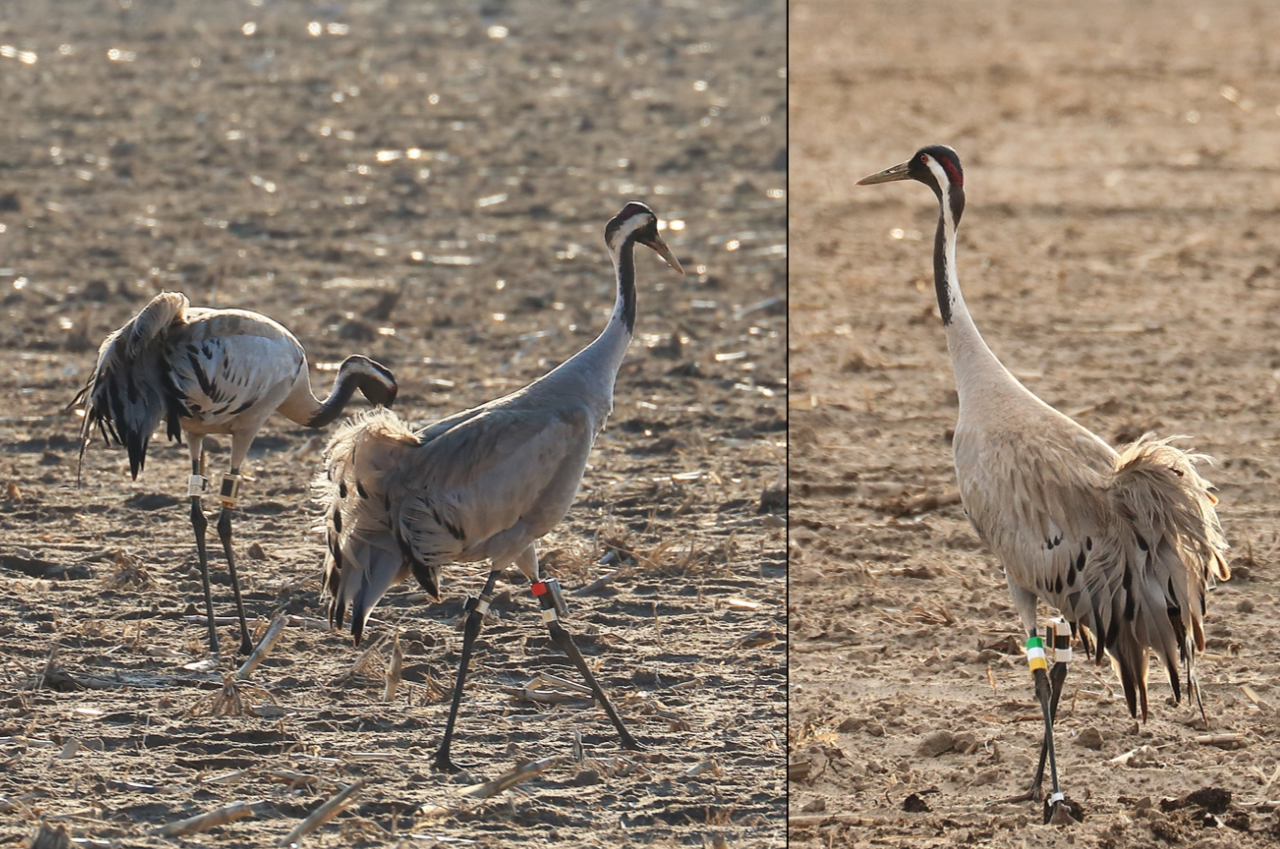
left=540, top=608, right=559, bottom=623
left=475, top=596, right=491, bottom=617
left=1056, top=647, right=1073, bottom=663
left=187, top=474, right=207, bottom=496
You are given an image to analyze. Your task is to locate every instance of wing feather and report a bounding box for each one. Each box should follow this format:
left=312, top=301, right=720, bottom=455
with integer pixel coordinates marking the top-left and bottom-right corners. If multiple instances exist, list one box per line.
left=957, top=426, right=1227, bottom=720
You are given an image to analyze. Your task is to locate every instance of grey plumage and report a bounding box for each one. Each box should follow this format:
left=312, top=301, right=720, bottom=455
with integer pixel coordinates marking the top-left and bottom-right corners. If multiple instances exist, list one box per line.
left=317, top=202, right=682, bottom=644
left=72, top=291, right=398, bottom=655
left=314, top=202, right=683, bottom=771
left=858, top=145, right=1228, bottom=818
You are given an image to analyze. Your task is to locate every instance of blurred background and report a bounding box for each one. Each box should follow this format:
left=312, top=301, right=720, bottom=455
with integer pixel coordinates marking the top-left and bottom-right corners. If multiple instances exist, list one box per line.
left=790, top=0, right=1280, bottom=844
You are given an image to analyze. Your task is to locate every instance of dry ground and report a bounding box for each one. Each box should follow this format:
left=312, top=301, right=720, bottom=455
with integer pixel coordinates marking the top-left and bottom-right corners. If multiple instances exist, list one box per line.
left=791, top=1, right=1280, bottom=847
left=0, top=2, right=786, bottom=846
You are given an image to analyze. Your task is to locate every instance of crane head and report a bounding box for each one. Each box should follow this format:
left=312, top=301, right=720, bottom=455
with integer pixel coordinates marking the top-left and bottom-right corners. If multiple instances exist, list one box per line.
left=857, top=145, right=965, bottom=221
left=607, top=202, right=685, bottom=275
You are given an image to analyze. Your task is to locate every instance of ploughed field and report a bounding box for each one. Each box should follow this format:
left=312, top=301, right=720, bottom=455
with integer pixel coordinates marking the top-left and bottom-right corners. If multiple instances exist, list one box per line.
left=0, top=1, right=786, bottom=846
left=790, top=0, right=1280, bottom=846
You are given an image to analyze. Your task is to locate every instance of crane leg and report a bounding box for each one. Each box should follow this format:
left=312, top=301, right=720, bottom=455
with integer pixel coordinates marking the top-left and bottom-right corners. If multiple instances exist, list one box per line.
left=185, top=444, right=221, bottom=656
left=533, top=577, right=642, bottom=752
left=997, top=620, right=1077, bottom=823
left=190, top=492, right=219, bottom=656
left=216, top=472, right=254, bottom=656
left=434, top=571, right=499, bottom=773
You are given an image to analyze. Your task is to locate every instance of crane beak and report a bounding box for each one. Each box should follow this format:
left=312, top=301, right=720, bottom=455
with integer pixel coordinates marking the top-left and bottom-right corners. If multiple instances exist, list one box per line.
left=642, top=234, right=685, bottom=275
left=856, top=160, right=912, bottom=186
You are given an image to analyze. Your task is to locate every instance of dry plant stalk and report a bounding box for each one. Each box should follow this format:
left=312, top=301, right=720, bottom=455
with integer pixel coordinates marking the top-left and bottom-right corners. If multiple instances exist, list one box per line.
left=189, top=674, right=279, bottom=717
left=238, top=616, right=287, bottom=680
left=267, top=770, right=321, bottom=792
left=462, top=755, right=564, bottom=799
left=104, top=550, right=155, bottom=591
left=735, top=630, right=778, bottom=649
left=511, top=686, right=593, bottom=707
left=28, top=822, right=70, bottom=849
left=340, top=633, right=392, bottom=686
left=277, top=779, right=367, bottom=847
left=152, top=800, right=271, bottom=837
left=530, top=671, right=592, bottom=696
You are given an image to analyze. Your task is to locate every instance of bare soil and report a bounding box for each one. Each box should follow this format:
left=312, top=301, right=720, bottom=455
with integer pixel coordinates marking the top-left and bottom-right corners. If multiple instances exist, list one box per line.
left=0, top=2, right=786, bottom=846
left=790, top=1, right=1280, bottom=846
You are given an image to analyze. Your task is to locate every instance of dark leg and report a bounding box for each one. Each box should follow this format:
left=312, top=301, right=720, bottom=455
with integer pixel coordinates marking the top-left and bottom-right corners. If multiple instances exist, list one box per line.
left=191, top=493, right=218, bottom=655
left=999, top=620, right=1076, bottom=823
left=186, top=444, right=220, bottom=656
left=535, top=577, right=641, bottom=751
left=217, top=505, right=253, bottom=656
left=434, top=571, right=499, bottom=773
left=1026, top=661, right=1068, bottom=795
left=546, top=620, right=642, bottom=750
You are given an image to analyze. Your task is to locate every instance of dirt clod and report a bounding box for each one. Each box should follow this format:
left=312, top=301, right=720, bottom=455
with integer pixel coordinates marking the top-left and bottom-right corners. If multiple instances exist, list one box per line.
left=1074, top=727, right=1105, bottom=750
left=917, top=730, right=955, bottom=757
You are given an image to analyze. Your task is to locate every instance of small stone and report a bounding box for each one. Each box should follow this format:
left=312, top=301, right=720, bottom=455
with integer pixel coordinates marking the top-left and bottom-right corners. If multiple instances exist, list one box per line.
left=1237, top=599, right=1254, bottom=614
left=902, top=792, right=931, bottom=813
left=800, top=797, right=825, bottom=813
left=952, top=731, right=978, bottom=754
left=917, top=729, right=955, bottom=757
left=1075, top=727, right=1105, bottom=750
left=568, top=769, right=600, bottom=786
left=972, top=768, right=1002, bottom=786
left=247, top=542, right=267, bottom=560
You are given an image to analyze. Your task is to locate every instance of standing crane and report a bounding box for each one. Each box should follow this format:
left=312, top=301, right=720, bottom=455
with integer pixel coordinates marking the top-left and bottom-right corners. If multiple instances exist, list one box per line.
left=72, top=292, right=398, bottom=656
left=856, top=146, right=1229, bottom=824
left=317, top=201, right=683, bottom=771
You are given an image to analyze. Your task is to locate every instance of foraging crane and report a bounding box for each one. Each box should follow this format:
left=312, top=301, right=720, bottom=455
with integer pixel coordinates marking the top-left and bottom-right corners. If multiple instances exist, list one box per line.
left=72, top=292, right=398, bottom=656
left=317, top=201, right=683, bottom=771
left=857, top=147, right=1229, bottom=824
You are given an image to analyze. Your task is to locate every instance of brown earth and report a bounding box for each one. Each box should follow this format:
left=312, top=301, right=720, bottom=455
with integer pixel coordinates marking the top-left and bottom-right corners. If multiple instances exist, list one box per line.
left=0, top=2, right=786, bottom=846
left=790, top=1, right=1280, bottom=847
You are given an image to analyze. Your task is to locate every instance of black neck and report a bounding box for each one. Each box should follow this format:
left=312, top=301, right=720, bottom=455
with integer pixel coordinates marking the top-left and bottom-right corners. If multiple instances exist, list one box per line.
left=306, top=376, right=362, bottom=428
left=933, top=209, right=953, bottom=326
left=306, top=357, right=392, bottom=428
left=932, top=185, right=965, bottom=327
left=617, top=237, right=637, bottom=334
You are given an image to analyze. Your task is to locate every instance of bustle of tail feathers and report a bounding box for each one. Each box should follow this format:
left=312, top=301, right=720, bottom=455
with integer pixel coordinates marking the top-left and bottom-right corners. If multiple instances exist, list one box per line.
left=313, top=407, right=419, bottom=636
left=1103, top=433, right=1229, bottom=721
left=71, top=292, right=190, bottom=482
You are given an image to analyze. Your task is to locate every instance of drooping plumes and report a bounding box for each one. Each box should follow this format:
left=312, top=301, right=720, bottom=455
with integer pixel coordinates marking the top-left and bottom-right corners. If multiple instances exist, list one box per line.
left=314, top=202, right=683, bottom=771
left=72, top=291, right=398, bottom=655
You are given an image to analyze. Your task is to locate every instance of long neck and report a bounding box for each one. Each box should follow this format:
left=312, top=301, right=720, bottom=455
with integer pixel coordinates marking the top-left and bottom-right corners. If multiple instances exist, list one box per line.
left=279, top=356, right=393, bottom=428
left=933, top=190, right=1006, bottom=397
left=561, top=236, right=637, bottom=387
left=304, top=372, right=363, bottom=428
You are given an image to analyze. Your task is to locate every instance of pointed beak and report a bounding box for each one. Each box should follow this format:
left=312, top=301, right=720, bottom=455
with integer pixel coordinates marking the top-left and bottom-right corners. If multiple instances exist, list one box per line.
left=643, top=234, right=685, bottom=275
left=856, top=160, right=912, bottom=186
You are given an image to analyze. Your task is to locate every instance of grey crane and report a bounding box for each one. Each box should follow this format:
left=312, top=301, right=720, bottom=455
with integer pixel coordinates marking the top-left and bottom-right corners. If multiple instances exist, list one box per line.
left=72, top=292, right=398, bottom=655
left=317, top=201, right=683, bottom=771
left=857, top=146, right=1229, bottom=823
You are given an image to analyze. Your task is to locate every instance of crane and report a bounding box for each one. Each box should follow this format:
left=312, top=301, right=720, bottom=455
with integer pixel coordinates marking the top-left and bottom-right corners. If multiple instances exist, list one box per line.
left=857, top=146, right=1229, bottom=824
left=317, top=201, right=683, bottom=771
left=72, top=292, right=397, bottom=655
